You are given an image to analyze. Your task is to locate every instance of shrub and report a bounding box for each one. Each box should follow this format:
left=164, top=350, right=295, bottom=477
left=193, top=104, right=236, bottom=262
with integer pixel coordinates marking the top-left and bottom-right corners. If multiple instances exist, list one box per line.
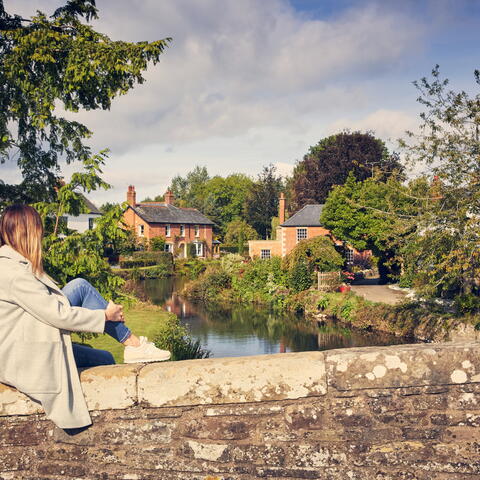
left=149, top=236, right=166, bottom=251
left=153, top=314, right=211, bottom=360
left=119, top=258, right=156, bottom=268
left=283, top=236, right=344, bottom=273
left=288, top=258, right=312, bottom=293
left=220, top=253, right=245, bottom=275
left=454, top=294, right=480, bottom=315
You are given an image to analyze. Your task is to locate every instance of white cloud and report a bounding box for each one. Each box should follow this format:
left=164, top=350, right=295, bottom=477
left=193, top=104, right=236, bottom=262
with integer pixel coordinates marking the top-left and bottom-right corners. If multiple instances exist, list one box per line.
left=3, top=0, right=426, bottom=204
left=326, top=109, right=420, bottom=146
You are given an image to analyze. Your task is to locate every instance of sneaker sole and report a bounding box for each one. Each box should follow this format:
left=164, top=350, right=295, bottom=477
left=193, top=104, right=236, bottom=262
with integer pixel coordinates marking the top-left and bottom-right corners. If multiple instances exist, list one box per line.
left=124, top=356, right=171, bottom=364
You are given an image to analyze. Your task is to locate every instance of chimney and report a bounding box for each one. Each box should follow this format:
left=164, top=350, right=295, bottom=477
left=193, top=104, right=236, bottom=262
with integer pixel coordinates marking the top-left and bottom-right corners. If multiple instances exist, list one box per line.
left=279, top=192, right=286, bottom=224
left=127, top=185, right=136, bottom=206
left=165, top=189, right=175, bottom=205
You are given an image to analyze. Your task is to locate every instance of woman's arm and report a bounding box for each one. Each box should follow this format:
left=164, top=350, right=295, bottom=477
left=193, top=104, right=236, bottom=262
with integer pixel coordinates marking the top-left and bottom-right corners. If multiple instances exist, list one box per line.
left=10, top=271, right=107, bottom=333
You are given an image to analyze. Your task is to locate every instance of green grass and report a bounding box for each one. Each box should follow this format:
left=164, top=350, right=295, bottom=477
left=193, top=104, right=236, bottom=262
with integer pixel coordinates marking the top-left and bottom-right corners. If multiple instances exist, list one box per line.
left=72, top=304, right=173, bottom=364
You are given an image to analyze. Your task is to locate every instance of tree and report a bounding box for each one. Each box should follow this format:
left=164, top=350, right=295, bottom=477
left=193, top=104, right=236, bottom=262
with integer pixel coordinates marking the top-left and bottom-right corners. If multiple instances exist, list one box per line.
left=398, top=66, right=480, bottom=298
left=224, top=219, right=258, bottom=246
left=33, top=158, right=129, bottom=298
left=169, top=166, right=210, bottom=208
left=201, top=174, right=254, bottom=234
left=320, top=172, right=425, bottom=282
left=245, top=164, right=283, bottom=239
left=0, top=0, right=170, bottom=204
left=290, top=131, right=403, bottom=211
left=283, top=235, right=344, bottom=274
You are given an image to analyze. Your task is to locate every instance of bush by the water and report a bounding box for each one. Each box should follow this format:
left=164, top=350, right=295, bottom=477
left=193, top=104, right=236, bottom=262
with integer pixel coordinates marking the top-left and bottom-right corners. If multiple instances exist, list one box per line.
left=153, top=314, right=211, bottom=360
left=120, top=251, right=174, bottom=271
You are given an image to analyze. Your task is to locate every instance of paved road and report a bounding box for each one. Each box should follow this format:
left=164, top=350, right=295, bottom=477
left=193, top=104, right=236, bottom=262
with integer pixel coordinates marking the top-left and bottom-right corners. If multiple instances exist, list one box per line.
left=350, top=278, right=407, bottom=305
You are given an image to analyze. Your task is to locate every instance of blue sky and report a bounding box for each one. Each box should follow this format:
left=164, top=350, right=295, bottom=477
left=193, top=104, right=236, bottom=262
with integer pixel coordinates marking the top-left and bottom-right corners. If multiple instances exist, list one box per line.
left=3, top=0, right=480, bottom=204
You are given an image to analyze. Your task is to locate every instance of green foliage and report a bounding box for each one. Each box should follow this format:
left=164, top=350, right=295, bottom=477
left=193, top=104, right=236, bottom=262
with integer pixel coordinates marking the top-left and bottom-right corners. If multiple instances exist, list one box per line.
left=224, top=219, right=258, bottom=246
left=454, top=294, right=480, bottom=315
left=220, top=254, right=245, bottom=275
left=398, top=66, right=480, bottom=298
left=120, top=251, right=173, bottom=272
left=231, top=257, right=289, bottom=304
left=149, top=236, right=166, bottom=251
left=119, top=259, right=156, bottom=268
left=187, top=242, right=198, bottom=258
left=245, top=164, right=284, bottom=239
left=182, top=266, right=232, bottom=303
left=288, top=258, right=312, bottom=293
left=0, top=1, right=170, bottom=204
left=153, top=314, right=211, bottom=361
left=33, top=164, right=129, bottom=299
left=290, top=131, right=403, bottom=210
left=283, top=236, right=344, bottom=273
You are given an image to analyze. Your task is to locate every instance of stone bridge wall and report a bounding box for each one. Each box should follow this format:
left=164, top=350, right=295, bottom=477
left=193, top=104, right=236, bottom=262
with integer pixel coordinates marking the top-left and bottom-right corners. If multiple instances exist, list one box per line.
left=1, top=343, right=480, bottom=479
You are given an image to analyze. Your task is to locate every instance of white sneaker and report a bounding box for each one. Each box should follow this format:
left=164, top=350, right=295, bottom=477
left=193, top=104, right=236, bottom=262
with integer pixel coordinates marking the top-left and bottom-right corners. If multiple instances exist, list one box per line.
left=124, top=336, right=171, bottom=364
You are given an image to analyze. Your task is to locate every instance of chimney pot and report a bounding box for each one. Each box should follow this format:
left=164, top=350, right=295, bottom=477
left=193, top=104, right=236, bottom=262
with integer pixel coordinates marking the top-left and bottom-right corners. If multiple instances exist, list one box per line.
left=127, top=185, right=136, bottom=206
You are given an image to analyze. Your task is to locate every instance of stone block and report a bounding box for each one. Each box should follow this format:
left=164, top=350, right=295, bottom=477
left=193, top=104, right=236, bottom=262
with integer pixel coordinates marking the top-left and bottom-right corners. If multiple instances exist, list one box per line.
left=0, top=384, right=43, bottom=417
left=79, top=364, right=141, bottom=411
left=138, top=352, right=327, bottom=407
left=326, top=343, right=480, bottom=391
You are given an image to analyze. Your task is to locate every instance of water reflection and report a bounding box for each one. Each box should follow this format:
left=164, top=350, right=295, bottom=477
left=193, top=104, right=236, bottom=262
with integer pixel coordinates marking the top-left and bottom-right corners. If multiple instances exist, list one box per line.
left=138, top=277, right=408, bottom=358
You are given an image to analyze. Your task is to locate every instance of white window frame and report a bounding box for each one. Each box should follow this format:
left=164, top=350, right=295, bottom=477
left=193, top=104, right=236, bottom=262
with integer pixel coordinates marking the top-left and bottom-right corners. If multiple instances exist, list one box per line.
left=88, top=217, right=95, bottom=230
left=296, top=228, right=307, bottom=243
left=165, top=224, right=171, bottom=237
left=180, top=224, right=185, bottom=237
left=194, top=241, right=203, bottom=257
left=194, top=224, right=200, bottom=237
left=165, top=243, right=173, bottom=253
left=138, top=224, right=145, bottom=237
left=346, top=247, right=354, bottom=264
left=260, top=249, right=271, bottom=259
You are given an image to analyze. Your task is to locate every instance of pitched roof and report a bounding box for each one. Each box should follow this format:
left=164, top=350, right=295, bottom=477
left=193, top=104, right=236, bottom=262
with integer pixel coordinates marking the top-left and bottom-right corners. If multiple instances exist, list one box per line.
left=130, top=203, right=215, bottom=225
left=79, top=194, right=102, bottom=215
left=280, top=204, right=325, bottom=227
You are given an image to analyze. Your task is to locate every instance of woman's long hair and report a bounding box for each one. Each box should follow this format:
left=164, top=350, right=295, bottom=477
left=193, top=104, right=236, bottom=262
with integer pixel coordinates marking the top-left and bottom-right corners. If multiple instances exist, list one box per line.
left=0, top=204, right=44, bottom=275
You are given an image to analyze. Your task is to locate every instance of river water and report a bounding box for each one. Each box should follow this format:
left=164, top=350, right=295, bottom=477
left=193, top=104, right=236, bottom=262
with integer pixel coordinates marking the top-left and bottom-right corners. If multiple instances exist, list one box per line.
left=137, top=276, right=409, bottom=358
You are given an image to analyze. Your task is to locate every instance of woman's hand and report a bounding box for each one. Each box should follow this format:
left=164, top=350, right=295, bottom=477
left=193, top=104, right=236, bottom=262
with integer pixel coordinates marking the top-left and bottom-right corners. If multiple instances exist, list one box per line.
left=105, top=301, right=125, bottom=322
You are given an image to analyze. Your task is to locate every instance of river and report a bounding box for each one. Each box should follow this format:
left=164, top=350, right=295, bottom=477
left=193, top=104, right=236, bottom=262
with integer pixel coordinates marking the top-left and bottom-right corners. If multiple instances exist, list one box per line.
left=137, top=276, right=409, bottom=358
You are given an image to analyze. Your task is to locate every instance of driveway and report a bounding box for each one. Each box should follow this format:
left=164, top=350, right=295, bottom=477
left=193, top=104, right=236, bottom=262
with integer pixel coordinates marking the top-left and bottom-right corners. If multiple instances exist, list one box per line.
left=350, top=277, right=408, bottom=305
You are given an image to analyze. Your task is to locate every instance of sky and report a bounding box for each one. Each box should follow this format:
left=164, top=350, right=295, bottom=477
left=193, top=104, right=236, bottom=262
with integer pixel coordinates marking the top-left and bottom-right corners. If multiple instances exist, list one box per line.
left=3, top=0, right=480, bottom=205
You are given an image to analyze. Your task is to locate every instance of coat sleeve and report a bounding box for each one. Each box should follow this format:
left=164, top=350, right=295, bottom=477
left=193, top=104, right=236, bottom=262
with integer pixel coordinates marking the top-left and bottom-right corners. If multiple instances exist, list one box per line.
left=10, top=271, right=106, bottom=333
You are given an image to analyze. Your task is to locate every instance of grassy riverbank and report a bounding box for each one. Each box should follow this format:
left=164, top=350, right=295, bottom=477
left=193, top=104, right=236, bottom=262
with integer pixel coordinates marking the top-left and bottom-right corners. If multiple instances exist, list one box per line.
left=181, top=255, right=480, bottom=342
left=72, top=303, right=177, bottom=364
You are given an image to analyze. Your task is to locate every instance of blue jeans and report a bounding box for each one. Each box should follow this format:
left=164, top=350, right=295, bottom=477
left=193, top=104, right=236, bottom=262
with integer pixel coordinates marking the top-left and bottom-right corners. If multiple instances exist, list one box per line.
left=62, top=278, right=132, bottom=368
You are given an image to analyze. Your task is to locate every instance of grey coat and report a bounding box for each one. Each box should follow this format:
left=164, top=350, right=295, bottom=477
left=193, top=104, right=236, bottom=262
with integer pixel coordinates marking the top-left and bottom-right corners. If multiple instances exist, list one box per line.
left=0, top=244, right=106, bottom=428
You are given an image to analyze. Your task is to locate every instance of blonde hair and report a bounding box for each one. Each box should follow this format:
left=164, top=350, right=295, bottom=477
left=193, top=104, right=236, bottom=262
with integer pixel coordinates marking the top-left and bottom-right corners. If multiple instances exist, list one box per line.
left=0, top=204, right=44, bottom=275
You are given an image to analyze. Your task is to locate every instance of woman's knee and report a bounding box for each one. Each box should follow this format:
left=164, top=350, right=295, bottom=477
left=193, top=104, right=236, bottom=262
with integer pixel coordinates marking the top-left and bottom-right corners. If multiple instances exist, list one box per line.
left=96, top=349, right=115, bottom=366
left=64, top=278, right=90, bottom=290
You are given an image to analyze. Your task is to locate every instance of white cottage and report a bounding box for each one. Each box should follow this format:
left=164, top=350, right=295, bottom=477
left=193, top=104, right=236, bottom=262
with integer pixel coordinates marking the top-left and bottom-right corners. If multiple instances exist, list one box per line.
left=64, top=195, right=102, bottom=233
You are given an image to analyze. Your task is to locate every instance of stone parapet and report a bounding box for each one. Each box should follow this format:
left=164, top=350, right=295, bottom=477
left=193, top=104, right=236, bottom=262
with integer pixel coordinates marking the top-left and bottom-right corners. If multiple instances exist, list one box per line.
left=2, top=342, right=480, bottom=479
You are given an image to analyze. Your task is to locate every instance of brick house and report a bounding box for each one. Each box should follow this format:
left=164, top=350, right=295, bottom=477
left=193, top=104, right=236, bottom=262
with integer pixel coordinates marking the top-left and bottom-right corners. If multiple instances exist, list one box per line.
left=249, top=193, right=369, bottom=264
left=123, top=186, right=215, bottom=258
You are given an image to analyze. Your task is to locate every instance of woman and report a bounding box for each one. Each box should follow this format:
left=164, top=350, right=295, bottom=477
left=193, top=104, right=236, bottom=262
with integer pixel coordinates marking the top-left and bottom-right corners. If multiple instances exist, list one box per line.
left=0, top=204, right=170, bottom=430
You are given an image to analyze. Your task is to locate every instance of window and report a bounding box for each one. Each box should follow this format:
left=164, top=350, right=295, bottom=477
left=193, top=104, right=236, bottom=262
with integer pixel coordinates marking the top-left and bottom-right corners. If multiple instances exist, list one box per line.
left=165, top=224, right=171, bottom=237
left=88, top=217, right=95, bottom=230
left=346, top=247, right=354, bottom=264
left=165, top=243, right=173, bottom=253
left=194, top=225, right=200, bottom=237
left=260, top=249, right=271, bottom=259
left=180, top=224, right=185, bottom=237
left=194, top=242, right=203, bottom=257
left=138, top=224, right=144, bottom=236
left=296, top=228, right=307, bottom=243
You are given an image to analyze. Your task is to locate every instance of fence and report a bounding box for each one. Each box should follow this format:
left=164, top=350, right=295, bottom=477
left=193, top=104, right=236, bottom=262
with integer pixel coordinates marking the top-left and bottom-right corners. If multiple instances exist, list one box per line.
left=317, top=271, right=341, bottom=291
